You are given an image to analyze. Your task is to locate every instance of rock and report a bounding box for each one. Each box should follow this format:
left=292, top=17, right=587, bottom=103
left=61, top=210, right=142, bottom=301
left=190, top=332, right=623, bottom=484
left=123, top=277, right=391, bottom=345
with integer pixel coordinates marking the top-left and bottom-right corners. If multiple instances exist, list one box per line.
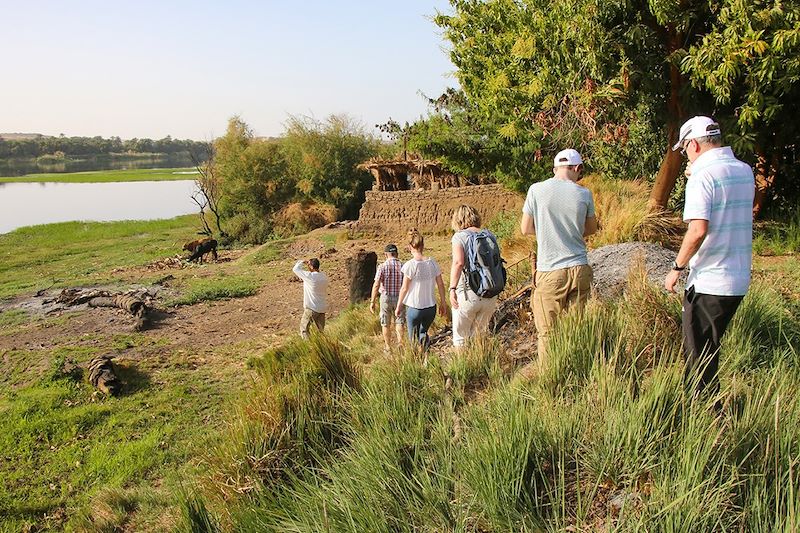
left=609, top=490, right=642, bottom=512
left=588, top=242, right=677, bottom=299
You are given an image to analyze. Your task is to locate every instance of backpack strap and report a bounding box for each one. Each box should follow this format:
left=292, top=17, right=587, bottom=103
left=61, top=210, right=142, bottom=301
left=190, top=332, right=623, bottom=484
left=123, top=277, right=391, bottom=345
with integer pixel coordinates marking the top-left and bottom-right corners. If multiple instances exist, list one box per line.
left=460, top=229, right=488, bottom=300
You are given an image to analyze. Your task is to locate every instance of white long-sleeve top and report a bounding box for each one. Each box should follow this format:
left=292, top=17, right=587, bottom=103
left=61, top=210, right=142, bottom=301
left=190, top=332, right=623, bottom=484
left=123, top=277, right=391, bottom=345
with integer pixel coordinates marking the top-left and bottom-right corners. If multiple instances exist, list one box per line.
left=292, top=261, right=329, bottom=313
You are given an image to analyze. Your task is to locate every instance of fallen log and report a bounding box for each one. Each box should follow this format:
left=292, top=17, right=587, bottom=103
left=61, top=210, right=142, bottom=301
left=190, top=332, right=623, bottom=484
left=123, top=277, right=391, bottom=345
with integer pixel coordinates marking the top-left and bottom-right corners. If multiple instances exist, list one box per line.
left=56, top=288, right=111, bottom=306
left=87, top=354, right=121, bottom=396
left=490, top=282, right=532, bottom=333
left=89, top=294, right=149, bottom=330
left=56, top=288, right=154, bottom=330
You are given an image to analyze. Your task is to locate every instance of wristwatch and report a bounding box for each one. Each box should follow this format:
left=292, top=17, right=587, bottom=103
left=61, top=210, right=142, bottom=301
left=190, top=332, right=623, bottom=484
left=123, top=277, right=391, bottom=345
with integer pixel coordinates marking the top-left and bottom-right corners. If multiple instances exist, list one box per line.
left=671, top=261, right=686, bottom=271
left=449, top=287, right=457, bottom=291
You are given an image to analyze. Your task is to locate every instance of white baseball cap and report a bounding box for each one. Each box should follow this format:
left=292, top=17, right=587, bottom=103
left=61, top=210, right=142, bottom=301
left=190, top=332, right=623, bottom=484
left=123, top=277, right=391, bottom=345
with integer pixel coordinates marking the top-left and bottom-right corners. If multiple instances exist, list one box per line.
left=672, top=116, right=722, bottom=151
left=553, top=148, right=583, bottom=167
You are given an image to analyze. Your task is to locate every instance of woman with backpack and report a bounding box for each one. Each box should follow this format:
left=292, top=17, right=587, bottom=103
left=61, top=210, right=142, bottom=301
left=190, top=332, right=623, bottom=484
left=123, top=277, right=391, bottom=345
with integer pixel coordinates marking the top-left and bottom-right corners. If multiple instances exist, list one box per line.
left=395, top=229, right=447, bottom=351
left=449, top=205, right=503, bottom=349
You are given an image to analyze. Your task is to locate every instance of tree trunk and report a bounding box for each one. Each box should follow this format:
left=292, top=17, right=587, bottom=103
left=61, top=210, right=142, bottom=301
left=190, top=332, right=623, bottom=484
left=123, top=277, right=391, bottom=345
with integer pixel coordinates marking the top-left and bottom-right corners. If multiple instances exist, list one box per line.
left=649, top=124, right=685, bottom=211
left=347, top=250, right=377, bottom=304
left=752, top=148, right=779, bottom=219
left=648, top=29, right=686, bottom=211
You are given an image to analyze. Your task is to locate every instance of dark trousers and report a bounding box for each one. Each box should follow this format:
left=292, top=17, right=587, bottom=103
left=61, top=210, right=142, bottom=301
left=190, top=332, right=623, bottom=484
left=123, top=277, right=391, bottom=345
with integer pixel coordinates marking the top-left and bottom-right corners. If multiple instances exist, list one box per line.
left=682, top=286, right=744, bottom=395
left=406, top=305, right=437, bottom=350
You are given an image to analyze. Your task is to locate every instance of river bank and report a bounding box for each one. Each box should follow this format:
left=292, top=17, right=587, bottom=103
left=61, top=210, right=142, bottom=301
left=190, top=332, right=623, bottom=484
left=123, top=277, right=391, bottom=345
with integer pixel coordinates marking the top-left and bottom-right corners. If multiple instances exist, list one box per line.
left=0, top=167, right=198, bottom=183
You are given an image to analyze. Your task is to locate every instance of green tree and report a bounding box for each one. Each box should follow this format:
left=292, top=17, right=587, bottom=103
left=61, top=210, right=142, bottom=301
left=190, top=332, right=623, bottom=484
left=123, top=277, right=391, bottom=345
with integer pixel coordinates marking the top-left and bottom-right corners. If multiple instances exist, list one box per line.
left=428, top=0, right=719, bottom=203
left=214, top=117, right=293, bottom=243
left=406, top=88, right=541, bottom=192
left=283, top=114, right=385, bottom=219
left=683, top=0, right=800, bottom=215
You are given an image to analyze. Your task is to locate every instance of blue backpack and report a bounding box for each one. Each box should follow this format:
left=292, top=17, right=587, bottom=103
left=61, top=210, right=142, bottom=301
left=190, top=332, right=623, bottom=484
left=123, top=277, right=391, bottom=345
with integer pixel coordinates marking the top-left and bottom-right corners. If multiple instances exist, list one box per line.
left=463, top=229, right=506, bottom=298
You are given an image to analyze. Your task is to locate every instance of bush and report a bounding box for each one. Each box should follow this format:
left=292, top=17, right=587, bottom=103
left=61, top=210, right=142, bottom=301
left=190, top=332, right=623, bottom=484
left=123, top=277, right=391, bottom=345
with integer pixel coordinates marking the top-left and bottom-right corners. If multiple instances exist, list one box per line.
left=283, top=114, right=386, bottom=219
left=222, top=213, right=273, bottom=246
left=486, top=210, right=518, bottom=242
left=271, top=201, right=338, bottom=237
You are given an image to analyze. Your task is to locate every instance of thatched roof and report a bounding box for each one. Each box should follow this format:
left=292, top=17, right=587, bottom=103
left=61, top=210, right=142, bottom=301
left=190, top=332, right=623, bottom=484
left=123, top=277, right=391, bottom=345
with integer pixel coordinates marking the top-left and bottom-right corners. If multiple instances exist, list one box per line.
left=358, top=156, right=492, bottom=191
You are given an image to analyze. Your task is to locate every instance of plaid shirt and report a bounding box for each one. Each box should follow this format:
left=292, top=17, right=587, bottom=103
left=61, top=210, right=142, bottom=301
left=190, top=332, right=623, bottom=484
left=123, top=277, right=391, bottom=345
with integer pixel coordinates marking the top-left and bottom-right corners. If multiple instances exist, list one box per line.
left=375, top=257, right=403, bottom=297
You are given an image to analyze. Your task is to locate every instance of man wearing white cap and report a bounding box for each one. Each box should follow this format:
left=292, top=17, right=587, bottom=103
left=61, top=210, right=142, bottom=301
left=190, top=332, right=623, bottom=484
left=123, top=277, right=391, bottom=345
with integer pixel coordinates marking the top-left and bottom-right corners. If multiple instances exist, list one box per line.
left=520, top=148, right=598, bottom=363
left=664, top=116, right=754, bottom=398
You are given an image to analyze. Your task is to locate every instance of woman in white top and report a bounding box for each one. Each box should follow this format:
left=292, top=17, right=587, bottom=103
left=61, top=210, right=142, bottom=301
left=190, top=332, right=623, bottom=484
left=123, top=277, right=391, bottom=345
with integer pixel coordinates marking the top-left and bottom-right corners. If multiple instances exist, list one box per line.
left=449, top=205, right=500, bottom=348
left=395, top=229, right=446, bottom=350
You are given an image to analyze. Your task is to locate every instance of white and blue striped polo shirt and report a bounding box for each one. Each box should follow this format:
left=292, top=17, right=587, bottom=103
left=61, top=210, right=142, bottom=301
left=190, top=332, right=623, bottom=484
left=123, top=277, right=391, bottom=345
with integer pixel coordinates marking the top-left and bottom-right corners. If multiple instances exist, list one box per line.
left=523, top=177, right=595, bottom=271
left=683, top=146, right=755, bottom=296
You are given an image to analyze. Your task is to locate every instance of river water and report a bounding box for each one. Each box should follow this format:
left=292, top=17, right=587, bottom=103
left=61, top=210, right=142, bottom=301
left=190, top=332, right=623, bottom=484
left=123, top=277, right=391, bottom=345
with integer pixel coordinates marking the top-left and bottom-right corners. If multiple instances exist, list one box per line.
left=0, top=180, right=201, bottom=234
left=0, top=154, right=196, bottom=177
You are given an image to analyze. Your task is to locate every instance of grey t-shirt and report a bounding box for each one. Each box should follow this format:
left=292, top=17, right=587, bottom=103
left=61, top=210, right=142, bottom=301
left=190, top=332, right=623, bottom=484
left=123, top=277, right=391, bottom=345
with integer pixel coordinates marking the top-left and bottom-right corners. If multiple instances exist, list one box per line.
left=522, top=177, right=595, bottom=271
left=451, top=229, right=476, bottom=291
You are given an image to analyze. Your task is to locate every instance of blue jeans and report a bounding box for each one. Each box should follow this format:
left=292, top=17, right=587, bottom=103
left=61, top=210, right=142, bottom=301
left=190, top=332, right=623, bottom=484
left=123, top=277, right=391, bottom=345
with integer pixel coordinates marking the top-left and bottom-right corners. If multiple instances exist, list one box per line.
left=405, top=305, right=436, bottom=350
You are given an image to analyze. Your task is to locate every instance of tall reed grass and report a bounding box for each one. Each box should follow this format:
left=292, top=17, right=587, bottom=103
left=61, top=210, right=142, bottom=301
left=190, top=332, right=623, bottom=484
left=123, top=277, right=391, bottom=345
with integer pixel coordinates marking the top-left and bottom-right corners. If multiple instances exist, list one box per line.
left=181, top=270, right=800, bottom=532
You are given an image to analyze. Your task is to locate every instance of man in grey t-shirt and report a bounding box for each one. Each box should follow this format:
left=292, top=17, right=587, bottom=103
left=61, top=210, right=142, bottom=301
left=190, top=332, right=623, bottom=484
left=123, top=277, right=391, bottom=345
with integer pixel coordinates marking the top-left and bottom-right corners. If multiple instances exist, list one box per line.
left=520, top=149, right=598, bottom=363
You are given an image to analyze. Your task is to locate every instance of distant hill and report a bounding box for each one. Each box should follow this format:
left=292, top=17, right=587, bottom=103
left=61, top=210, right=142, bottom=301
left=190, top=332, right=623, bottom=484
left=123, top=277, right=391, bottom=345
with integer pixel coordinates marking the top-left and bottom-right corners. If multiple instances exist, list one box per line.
left=0, top=133, right=48, bottom=140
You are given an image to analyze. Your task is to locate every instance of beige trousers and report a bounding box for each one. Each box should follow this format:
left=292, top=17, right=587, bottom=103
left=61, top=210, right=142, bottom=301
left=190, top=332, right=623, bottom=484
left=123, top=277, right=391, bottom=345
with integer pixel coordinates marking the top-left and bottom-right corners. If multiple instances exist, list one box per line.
left=300, top=308, right=326, bottom=339
left=531, top=264, right=592, bottom=360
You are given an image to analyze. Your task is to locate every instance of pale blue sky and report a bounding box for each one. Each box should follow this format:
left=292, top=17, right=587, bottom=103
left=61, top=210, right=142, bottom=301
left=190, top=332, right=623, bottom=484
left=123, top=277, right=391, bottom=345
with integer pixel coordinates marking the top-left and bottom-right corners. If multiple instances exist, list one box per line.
left=1, top=1, right=455, bottom=140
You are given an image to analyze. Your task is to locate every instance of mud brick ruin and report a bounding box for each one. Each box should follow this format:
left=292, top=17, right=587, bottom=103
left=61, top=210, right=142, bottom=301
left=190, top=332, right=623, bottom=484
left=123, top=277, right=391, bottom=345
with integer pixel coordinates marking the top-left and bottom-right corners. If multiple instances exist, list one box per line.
left=356, top=157, right=523, bottom=232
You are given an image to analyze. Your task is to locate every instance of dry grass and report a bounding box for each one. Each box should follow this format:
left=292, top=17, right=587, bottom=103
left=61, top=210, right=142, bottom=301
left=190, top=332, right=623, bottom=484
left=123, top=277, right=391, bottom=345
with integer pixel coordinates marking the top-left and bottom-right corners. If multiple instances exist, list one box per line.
left=494, top=175, right=678, bottom=276
left=272, top=201, right=338, bottom=235
left=582, top=175, right=651, bottom=247
left=633, top=209, right=684, bottom=248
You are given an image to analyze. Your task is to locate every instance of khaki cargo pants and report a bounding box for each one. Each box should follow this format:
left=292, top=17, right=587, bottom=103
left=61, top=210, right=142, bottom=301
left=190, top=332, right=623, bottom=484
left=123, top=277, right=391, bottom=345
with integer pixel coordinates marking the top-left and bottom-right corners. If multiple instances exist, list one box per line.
left=300, top=308, right=326, bottom=339
left=531, top=264, right=592, bottom=362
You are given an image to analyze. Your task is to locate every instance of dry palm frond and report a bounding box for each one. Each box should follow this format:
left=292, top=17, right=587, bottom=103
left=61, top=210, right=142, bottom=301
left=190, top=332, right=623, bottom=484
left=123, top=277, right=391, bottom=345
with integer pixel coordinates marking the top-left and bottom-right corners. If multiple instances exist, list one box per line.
left=633, top=209, right=684, bottom=246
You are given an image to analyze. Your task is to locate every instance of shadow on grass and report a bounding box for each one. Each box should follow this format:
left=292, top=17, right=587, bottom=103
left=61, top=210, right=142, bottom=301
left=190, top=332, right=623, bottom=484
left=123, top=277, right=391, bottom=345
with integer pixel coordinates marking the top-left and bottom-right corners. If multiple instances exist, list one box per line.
left=142, top=308, right=173, bottom=331
left=114, top=360, right=152, bottom=396
left=0, top=502, right=66, bottom=531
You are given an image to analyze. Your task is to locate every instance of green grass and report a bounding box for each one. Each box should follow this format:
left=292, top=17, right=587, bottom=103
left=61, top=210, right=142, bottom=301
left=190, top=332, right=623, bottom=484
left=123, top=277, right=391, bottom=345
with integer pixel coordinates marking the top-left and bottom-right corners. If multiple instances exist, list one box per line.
left=181, top=266, right=800, bottom=533
left=0, top=343, right=238, bottom=532
left=753, top=208, right=800, bottom=256
left=0, top=167, right=198, bottom=183
left=0, top=309, right=27, bottom=328
left=168, top=275, right=260, bottom=306
left=0, top=215, right=202, bottom=299
left=245, top=238, right=294, bottom=265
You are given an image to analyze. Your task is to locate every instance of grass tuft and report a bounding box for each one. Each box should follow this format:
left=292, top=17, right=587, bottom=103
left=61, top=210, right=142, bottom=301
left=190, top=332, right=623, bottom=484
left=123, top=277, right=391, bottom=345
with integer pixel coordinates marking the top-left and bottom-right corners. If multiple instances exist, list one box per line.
left=169, top=276, right=259, bottom=306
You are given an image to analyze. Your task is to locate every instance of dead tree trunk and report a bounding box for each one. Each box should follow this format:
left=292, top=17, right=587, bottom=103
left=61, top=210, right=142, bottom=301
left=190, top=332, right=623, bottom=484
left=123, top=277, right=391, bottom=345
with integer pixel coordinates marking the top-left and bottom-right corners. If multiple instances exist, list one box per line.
left=347, top=250, right=377, bottom=305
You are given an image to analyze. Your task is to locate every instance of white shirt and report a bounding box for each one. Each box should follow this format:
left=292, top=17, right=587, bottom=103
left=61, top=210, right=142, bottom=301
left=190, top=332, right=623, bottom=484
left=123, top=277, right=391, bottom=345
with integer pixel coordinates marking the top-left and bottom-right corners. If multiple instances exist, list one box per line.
left=683, top=146, right=754, bottom=296
left=293, top=261, right=329, bottom=312
left=400, top=258, right=441, bottom=309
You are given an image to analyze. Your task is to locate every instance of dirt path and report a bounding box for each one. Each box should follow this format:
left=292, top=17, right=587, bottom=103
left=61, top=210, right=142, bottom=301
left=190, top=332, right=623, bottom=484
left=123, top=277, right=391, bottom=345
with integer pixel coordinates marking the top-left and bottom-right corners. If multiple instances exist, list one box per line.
left=0, top=232, right=389, bottom=386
